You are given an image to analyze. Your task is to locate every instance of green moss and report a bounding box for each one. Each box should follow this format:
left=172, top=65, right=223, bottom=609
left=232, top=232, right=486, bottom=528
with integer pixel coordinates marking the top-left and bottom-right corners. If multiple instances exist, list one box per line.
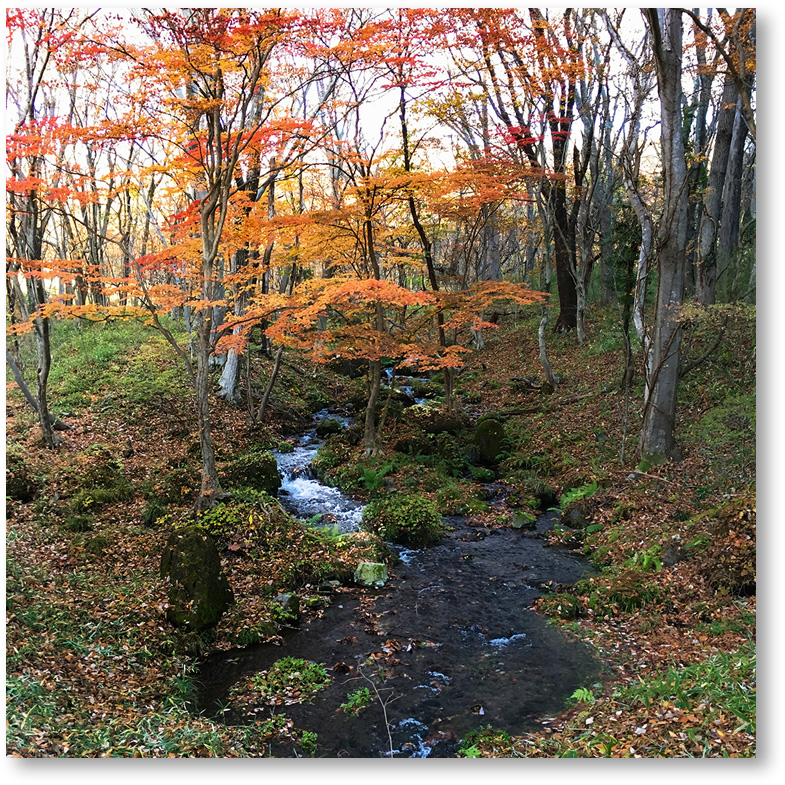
left=362, top=493, right=444, bottom=547
left=221, top=450, right=281, bottom=495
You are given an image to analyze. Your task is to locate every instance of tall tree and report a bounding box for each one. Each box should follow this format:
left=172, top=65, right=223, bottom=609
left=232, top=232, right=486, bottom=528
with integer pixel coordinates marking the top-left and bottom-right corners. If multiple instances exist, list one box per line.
left=638, top=8, right=689, bottom=465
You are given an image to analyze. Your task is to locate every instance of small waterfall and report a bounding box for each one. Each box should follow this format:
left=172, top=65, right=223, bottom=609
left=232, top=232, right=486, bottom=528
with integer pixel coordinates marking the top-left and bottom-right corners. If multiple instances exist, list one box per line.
left=273, top=409, right=364, bottom=533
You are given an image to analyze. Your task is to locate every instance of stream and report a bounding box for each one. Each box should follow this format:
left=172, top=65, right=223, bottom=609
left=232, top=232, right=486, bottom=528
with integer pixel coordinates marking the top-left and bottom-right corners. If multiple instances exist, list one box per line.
left=196, top=407, right=602, bottom=757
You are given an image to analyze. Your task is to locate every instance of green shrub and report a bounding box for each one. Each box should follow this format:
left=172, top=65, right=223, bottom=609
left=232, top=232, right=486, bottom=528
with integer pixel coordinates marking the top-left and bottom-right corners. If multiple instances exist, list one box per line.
left=230, top=657, right=330, bottom=705
left=469, top=466, right=496, bottom=483
left=435, top=481, right=488, bottom=516
left=192, top=501, right=250, bottom=538
left=61, top=514, right=94, bottom=533
left=340, top=687, right=372, bottom=714
left=362, top=493, right=444, bottom=547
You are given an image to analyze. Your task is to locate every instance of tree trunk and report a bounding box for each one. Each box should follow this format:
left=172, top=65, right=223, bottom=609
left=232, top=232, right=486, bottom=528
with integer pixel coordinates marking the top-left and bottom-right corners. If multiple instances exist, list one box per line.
left=363, top=358, right=382, bottom=456
left=34, top=311, right=58, bottom=449
left=638, top=9, right=689, bottom=465
left=256, top=345, right=284, bottom=424
left=538, top=307, right=559, bottom=389
left=194, top=311, right=225, bottom=509
left=696, top=72, right=738, bottom=305
left=718, top=99, right=750, bottom=265
left=550, top=178, right=578, bottom=332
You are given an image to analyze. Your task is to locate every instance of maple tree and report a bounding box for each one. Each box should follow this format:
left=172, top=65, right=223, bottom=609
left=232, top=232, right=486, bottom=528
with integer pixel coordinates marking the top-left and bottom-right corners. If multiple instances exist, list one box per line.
left=6, top=8, right=755, bottom=482
left=5, top=7, right=757, bottom=762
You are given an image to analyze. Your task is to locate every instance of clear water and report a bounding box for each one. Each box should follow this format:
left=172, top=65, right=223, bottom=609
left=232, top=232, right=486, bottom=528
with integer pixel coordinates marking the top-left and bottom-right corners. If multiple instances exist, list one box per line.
left=273, top=409, right=364, bottom=533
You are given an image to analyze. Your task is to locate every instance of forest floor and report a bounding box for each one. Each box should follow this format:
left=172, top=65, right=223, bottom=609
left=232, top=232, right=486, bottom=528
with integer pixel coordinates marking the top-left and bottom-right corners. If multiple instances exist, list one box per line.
left=5, top=303, right=756, bottom=758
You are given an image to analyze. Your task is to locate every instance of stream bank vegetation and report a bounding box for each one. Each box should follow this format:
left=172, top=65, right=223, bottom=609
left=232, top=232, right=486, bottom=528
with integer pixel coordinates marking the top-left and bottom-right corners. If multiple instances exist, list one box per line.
left=6, top=300, right=755, bottom=757
left=7, top=7, right=754, bottom=758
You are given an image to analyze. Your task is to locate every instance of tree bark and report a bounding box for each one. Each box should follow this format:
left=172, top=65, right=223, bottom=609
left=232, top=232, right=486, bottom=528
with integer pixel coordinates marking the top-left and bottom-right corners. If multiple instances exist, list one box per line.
left=718, top=99, right=750, bottom=267
left=638, top=9, right=689, bottom=465
left=696, top=72, right=739, bottom=305
left=194, top=312, right=225, bottom=509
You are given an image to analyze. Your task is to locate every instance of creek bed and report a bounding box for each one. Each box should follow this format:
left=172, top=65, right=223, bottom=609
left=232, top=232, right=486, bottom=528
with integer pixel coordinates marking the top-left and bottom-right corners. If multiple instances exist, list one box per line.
left=195, top=407, right=602, bottom=757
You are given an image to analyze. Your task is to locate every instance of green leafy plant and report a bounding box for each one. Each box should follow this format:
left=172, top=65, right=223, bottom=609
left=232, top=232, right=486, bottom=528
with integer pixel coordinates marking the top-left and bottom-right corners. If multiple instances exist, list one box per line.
left=297, top=730, right=318, bottom=756
left=458, top=726, right=512, bottom=757
left=340, top=687, right=372, bottom=714
left=229, top=657, right=330, bottom=708
left=140, top=498, right=169, bottom=528
left=569, top=686, right=597, bottom=705
left=558, top=479, right=598, bottom=511
left=625, top=548, right=663, bottom=572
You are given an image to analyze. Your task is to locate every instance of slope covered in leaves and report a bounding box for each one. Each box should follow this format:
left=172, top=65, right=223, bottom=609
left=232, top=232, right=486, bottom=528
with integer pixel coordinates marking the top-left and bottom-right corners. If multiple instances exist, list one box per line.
left=5, top=304, right=755, bottom=757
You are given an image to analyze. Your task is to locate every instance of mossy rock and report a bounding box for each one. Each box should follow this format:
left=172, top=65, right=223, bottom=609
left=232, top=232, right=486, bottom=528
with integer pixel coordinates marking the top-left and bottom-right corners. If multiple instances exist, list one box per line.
left=560, top=499, right=593, bottom=529
left=6, top=452, right=36, bottom=502
left=315, top=417, right=344, bottom=437
left=160, top=526, right=235, bottom=631
left=511, top=510, right=537, bottom=530
left=403, top=404, right=468, bottom=436
left=362, top=493, right=444, bottom=547
left=221, top=450, right=281, bottom=495
left=473, top=418, right=506, bottom=465
left=353, top=562, right=389, bottom=588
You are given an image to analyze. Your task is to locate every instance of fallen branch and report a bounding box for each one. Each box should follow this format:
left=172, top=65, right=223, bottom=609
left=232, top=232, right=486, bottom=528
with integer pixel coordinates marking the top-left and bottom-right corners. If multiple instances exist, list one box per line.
left=497, top=391, right=597, bottom=417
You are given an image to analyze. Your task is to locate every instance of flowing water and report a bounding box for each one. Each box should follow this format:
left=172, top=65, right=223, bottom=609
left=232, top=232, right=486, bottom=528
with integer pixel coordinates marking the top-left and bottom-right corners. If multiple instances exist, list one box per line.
left=196, top=407, right=602, bottom=757
left=274, top=409, right=362, bottom=532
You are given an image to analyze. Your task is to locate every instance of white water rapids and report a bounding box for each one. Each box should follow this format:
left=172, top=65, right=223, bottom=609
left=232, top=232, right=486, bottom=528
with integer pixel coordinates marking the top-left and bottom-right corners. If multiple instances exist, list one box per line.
left=273, top=410, right=364, bottom=533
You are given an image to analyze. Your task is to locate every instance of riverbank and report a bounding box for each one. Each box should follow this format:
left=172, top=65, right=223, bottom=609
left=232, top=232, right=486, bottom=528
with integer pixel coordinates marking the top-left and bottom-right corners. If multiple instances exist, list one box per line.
left=6, top=308, right=756, bottom=757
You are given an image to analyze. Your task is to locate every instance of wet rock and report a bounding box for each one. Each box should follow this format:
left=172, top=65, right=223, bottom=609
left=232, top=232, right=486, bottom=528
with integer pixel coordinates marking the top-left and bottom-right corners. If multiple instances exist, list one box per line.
left=273, top=592, right=300, bottom=623
left=160, top=526, right=234, bottom=631
left=511, top=511, right=537, bottom=530
left=560, top=499, right=593, bottom=529
left=291, top=464, right=316, bottom=480
left=662, top=542, right=689, bottom=567
left=315, top=418, right=344, bottom=437
left=353, top=562, right=389, bottom=588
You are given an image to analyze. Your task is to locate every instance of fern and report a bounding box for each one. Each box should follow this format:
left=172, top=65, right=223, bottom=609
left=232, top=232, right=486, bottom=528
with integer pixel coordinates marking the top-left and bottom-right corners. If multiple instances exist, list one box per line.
left=558, top=479, right=598, bottom=511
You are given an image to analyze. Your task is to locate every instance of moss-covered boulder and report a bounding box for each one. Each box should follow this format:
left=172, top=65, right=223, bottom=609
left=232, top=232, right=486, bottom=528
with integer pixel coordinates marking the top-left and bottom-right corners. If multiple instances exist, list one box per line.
left=6, top=451, right=36, bottom=502
left=473, top=418, right=506, bottom=465
left=315, top=417, right=344, bottom=437
left=362, top=493, right=444, bottom=547
left=353, top=562, right=389, bottom=588
left=403, top=404, right=468, bottom=436
left=160, top=526, right=234, bottom=631
left=221, top=450, right=281, bottom=495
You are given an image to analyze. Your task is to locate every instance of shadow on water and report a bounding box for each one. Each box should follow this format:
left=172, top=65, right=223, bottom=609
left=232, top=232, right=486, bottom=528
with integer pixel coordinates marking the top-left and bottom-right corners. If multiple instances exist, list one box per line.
left=195, top=511, right=603, bottom=757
